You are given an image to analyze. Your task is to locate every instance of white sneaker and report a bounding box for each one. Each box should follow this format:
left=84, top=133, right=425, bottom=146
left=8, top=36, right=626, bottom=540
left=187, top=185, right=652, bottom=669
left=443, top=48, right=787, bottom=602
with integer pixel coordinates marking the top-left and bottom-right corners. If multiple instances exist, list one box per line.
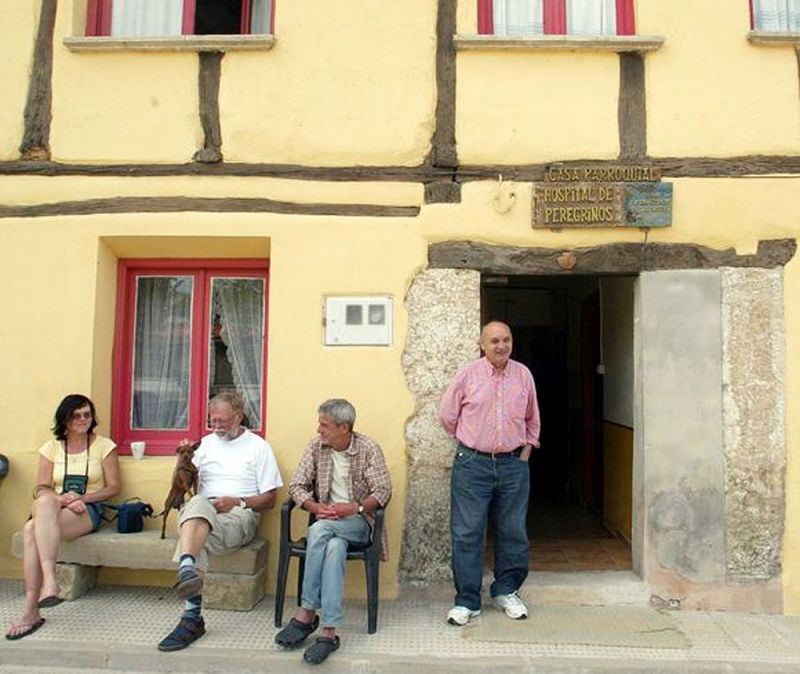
left=447, top=606, right=481, bottom=626
left=492, top=591, right=528, bottom=619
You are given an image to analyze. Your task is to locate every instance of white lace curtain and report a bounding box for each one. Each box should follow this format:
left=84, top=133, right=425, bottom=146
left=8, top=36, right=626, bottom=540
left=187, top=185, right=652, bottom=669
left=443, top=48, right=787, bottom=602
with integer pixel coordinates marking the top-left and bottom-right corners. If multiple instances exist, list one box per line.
left=132, top=277, right=192, bottom=429
left=212, top=278, right=265, bottom=429
left=753, top=0, right=800, bottom=31
left=112, top=0, right=183, bottom=37
left=492, top=0, right=617, bottom=36
left=251, top=0, right=272, bottom=33
left=567, top=0, right=617, bottom=36
left=492, top=0, right=543, bottom=36
left=110, top=0, right=273, bottom=36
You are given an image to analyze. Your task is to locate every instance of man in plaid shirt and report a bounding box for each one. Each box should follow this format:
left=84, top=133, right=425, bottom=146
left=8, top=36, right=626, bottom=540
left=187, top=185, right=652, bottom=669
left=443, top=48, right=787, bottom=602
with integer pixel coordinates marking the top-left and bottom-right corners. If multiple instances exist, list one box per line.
left=275, top=398, right=391, bottom=665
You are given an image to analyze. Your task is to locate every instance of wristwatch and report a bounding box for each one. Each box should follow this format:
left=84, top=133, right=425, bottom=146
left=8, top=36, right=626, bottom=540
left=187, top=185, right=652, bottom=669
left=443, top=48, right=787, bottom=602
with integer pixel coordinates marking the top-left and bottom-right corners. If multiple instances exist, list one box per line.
left=238, top=498, right=248, bottom=509
left=357, top=504, right=364, bottom=514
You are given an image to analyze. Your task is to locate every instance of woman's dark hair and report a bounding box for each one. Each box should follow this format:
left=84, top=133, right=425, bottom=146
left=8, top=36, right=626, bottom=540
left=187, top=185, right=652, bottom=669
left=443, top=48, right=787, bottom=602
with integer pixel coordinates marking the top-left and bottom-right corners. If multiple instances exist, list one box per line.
left=52, top=394, right=98, bottom=440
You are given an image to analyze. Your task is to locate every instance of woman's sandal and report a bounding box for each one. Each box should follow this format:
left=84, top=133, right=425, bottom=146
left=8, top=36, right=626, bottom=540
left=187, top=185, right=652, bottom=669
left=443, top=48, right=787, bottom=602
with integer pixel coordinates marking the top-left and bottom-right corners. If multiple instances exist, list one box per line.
left=274, top=616, right=319, bottom=648
left=37, top=595, right=64, bottom=609
left=303, top=635, right=340, bottom=664
left=5, top=618, right=45, bottom=641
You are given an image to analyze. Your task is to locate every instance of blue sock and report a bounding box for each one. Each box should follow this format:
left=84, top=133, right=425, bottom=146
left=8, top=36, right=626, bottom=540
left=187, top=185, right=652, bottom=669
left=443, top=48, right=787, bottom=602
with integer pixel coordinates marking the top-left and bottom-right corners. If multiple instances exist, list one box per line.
left=179, top=554, right=196, bottom=569
left=183, top=594, right=202, bottom=620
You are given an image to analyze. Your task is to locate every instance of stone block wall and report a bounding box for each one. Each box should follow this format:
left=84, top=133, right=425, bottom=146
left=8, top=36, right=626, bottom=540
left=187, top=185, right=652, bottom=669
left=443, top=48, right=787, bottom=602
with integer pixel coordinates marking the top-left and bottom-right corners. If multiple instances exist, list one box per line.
left=400, top=268, right=480, bottom=581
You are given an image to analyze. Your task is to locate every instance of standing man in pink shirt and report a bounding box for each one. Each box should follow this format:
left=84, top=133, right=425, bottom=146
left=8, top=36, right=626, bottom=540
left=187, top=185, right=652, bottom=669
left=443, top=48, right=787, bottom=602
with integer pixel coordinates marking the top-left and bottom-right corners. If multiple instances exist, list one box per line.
left=438, top=321, right=541, bottom=626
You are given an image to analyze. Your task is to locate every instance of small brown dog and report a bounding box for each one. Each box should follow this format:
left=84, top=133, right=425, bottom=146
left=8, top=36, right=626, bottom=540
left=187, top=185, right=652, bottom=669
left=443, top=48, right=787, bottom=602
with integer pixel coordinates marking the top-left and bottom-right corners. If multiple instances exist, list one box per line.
left=160, top=440, right=200, bottom=539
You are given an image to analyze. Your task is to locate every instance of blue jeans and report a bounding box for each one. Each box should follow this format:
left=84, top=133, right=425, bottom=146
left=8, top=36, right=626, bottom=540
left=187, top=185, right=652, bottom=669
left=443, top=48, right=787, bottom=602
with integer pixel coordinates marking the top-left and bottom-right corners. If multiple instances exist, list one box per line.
left=300, top=515, right=371, bottom=628
left=450, top=445, right=530, bottom=611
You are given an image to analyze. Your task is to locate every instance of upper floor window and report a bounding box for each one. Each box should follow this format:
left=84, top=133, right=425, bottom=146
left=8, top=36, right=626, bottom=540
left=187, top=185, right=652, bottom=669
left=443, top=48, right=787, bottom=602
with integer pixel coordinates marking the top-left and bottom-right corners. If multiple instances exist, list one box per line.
left=751, top=0, right=800, bottom=31
left=86, top=0, right=274, bottom=37
left=478, top=0, right=635, bottom=37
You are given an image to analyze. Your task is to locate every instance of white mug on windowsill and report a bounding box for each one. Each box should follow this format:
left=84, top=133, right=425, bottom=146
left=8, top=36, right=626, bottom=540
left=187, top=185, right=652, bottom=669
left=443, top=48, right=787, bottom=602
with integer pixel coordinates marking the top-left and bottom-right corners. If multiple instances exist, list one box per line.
left=130, top=441, right=146, bottom=460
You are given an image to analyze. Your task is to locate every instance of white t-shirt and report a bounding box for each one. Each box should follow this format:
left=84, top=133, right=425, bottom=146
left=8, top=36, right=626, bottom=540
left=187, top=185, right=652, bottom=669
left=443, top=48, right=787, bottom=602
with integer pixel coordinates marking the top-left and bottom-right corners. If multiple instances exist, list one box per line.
left=329, top=450, right=351, bottom=503
left=193, top=429, right=283, bottom=498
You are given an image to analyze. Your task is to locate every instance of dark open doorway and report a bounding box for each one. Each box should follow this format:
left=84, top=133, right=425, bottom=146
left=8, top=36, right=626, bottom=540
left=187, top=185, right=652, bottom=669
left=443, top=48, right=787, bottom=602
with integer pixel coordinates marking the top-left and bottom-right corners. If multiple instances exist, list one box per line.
left=482, top=274, right=634, bottom=571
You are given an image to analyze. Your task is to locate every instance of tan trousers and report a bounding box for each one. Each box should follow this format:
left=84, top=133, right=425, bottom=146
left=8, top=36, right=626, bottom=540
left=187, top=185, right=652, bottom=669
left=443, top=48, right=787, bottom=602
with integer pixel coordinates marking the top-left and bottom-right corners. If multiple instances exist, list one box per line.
left=172, top=494, right=259, bottom=570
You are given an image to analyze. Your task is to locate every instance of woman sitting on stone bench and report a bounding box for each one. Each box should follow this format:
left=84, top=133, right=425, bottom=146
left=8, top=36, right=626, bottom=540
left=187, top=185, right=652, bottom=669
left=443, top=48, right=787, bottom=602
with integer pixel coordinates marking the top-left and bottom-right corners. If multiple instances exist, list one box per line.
left=5, top=394, right=120, bottom=640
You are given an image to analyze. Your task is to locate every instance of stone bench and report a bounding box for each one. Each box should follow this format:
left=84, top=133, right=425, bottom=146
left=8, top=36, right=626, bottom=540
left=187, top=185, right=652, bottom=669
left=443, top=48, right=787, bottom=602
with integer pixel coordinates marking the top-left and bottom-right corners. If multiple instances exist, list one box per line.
left=11, top=528, right=267, bottom=611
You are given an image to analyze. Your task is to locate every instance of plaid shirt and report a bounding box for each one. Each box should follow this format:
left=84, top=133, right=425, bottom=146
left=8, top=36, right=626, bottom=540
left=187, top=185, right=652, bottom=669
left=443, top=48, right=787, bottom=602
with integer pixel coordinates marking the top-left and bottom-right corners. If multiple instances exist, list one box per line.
left=289, top=432, right=392, bottom=560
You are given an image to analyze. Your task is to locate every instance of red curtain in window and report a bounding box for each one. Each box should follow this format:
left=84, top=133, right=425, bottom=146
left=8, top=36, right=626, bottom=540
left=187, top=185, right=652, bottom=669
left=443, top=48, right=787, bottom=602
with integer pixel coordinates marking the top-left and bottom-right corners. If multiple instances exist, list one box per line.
left=86, top=0, right=112, bottom=36
left=543, top=0, right=567, bottom=34
left=615, top=0, right=636, bottom=35
left=748, top=0, right=755, bottom=30
left=182, top=0, right=196, bottom=35
left=478, top=0, right=494, bottom=34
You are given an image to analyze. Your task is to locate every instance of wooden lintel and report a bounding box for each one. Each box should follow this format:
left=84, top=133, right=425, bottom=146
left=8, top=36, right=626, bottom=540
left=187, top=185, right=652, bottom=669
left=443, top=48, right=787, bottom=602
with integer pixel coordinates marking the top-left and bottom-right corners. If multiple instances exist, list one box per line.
left=3, top=155, right=800, bottom=181
left=428, top=239, right=797, bottom=273
left=0, top=196, right=421, bottom=219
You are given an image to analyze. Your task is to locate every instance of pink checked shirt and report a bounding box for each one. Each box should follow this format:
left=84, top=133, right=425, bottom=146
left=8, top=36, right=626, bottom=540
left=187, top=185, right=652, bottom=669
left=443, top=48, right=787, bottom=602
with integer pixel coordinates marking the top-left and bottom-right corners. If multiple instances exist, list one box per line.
left=438, top=357, right=541, bottom=453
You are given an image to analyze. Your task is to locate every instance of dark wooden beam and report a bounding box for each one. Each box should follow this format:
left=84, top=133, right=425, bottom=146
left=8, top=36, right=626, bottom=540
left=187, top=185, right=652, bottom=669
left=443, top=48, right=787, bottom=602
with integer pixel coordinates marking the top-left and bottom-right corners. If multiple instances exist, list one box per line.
left=3, top=155, right=799, bottom=181
left=0, top=161, right=451, bottom=181
left=428, top=239, right=797, bottom=273
left=0, top=196, right=420, bottom=219
left=458, top=155, right=800, bottom=180
left=193, top=52, right=224, bottom=163
left=618, top=52, right=647, bottom=159
left=426, top=0, right=458, bottom=170
left=424, top=180, right=462, bottom=204
left=19, top=0, right=58, bottom=160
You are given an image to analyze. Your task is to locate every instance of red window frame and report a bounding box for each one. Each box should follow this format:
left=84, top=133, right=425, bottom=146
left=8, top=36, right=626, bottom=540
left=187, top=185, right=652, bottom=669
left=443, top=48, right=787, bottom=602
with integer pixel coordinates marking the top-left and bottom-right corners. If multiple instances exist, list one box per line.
left=111, top=259, right=270, bottom=456
left=86, top=0, right=276, bottom=37
left=478, top=0, right=635, bottom=36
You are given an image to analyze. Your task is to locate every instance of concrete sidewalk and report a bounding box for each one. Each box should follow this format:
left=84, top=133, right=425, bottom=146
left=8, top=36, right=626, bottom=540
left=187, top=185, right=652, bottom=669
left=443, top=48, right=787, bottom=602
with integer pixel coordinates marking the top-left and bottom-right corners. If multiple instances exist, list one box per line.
left=3, top=574, right=800, bottom=673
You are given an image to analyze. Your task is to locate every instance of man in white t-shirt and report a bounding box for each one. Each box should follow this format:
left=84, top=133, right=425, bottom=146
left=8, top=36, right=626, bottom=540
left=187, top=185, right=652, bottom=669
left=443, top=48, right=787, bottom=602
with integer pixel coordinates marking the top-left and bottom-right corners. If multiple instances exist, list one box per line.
left=157, top=392, right=283, bottom=652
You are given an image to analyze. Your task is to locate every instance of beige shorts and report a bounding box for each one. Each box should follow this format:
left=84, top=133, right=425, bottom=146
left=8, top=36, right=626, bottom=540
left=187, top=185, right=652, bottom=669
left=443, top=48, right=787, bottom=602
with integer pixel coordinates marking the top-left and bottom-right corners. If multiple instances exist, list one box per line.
left=173, top=494, right=260, bottom=570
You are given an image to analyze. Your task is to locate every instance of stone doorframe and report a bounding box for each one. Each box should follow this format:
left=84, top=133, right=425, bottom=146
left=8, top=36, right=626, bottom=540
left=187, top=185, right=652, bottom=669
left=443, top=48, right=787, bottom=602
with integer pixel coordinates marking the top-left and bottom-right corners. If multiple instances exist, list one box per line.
left=400, top=239, right=796, bottom=612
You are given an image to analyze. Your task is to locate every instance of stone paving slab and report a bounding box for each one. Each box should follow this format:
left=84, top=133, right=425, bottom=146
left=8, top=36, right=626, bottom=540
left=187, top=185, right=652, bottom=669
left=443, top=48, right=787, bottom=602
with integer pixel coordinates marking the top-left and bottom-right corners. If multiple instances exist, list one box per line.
left=3, top=579, right=800, bottom=673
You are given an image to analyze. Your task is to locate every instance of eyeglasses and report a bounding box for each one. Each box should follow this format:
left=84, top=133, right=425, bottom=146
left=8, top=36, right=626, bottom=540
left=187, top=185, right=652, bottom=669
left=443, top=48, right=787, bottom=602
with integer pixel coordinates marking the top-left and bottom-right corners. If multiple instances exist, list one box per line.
left=71, top=410, right=93, bottom=420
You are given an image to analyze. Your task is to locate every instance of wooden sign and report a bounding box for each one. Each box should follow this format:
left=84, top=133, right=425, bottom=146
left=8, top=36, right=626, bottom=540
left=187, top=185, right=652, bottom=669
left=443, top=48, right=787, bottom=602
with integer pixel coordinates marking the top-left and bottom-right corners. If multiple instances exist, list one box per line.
left=533, top=164, right=672, bottom=229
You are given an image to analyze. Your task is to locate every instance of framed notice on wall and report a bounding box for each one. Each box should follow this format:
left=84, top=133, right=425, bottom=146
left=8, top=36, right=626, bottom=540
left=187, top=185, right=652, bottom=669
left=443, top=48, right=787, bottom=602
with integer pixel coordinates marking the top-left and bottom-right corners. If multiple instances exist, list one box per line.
left=324, top=296, right=393, bottom=346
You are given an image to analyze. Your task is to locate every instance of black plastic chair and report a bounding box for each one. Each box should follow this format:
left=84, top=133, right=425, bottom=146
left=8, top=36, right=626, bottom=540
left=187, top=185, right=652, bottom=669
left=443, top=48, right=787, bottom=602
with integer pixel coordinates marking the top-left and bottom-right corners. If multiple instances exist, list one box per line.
left=273, top=497, right=386, bottom=634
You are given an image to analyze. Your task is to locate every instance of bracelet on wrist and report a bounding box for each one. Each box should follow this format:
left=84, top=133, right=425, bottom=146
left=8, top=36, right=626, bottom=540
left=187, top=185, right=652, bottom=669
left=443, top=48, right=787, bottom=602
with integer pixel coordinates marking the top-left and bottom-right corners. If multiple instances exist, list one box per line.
left=32, top=484, right=54, bottom=499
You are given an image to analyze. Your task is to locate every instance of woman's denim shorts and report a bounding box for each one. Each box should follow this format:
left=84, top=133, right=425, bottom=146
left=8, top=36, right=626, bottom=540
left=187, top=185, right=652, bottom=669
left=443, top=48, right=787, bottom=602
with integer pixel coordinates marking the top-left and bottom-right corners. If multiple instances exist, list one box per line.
left=86, top=502, right=106, bottom=532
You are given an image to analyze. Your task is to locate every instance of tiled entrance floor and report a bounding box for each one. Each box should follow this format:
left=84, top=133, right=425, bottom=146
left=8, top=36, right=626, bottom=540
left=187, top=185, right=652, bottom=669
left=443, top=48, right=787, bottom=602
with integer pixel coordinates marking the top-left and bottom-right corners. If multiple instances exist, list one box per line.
left=530, top=537, right=632, bottom=572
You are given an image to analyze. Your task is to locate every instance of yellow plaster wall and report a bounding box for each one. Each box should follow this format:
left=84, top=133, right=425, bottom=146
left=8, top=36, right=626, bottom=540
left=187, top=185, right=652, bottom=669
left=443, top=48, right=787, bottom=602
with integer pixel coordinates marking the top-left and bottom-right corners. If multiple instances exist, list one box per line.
left=641, top=0, right=800, bottom=156
left=50, top=3, right=198, bottom=163
left=456, top=51, right=620, bottom=163
left=221, top=0, right=437, bottom=165
left=44, top=0, right=437, bottom=166
left=603, top=422, right=633, bottom=542
left=1, top=176, right=422, bottom=207
left=456, top=0, right=478, bottom=34
left=0, top=4, right=35, bottom=160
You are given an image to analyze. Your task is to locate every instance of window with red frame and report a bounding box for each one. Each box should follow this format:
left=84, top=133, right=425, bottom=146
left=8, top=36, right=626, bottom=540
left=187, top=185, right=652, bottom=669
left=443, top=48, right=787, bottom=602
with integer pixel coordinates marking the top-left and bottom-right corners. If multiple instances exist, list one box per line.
left=750, top=0, right=800, bottom=31
left=478, top=0, right=635, bottom=36
left=86, top=0, right=275, bottom=37
left=112, top=260, right=269, bottom=456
